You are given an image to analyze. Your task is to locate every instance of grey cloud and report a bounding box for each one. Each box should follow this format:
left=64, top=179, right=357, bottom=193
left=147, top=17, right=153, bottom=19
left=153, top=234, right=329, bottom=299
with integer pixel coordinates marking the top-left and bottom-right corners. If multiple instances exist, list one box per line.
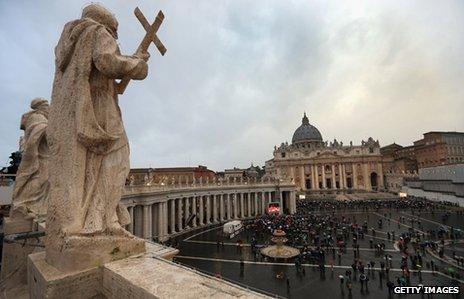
left=1, top=0, right=463, bottom=171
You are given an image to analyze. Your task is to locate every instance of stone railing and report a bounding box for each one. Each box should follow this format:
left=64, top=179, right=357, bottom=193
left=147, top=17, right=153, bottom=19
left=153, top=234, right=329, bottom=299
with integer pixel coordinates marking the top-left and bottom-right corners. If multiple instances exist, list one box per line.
left=124, top=177, right=294, bottom=196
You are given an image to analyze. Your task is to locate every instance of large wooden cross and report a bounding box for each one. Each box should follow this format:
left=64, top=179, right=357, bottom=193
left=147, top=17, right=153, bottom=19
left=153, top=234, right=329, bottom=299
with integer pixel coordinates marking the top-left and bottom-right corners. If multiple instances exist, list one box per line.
left=117, top=7, right=166, bottom=95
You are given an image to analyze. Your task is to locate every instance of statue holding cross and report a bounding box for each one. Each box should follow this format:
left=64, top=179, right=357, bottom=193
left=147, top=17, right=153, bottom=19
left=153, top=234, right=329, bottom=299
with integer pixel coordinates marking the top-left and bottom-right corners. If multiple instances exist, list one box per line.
left=46, top=4, right=166, bottom=272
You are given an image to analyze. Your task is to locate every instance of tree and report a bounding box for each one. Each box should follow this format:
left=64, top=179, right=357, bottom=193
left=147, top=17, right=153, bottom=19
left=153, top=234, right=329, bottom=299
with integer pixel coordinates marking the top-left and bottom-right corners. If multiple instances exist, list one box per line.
left=0, top=151, right=22, bottom=179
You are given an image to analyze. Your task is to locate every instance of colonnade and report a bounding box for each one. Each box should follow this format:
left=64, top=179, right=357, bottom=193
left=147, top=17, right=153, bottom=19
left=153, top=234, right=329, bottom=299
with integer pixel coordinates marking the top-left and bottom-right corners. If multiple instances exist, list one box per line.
left=125, top=189, right=296, bottom=242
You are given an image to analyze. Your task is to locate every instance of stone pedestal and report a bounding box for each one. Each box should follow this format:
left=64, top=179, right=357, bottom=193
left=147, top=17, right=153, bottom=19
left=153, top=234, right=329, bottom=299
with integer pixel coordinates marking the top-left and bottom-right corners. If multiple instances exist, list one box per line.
left=45, top=235, right=146, bottom=273
left=0, top=214, right=44, bottom=280
left=27, top=242, right=179, bottom=299
left=1, top=214, right=44, bottom=298
left=28, top=251, right=102, bottom=299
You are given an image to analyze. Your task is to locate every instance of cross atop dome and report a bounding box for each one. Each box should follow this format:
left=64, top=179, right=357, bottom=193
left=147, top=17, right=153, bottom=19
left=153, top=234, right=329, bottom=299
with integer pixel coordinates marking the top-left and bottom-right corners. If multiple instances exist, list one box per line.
left=302, top=112, right=309, bottom=125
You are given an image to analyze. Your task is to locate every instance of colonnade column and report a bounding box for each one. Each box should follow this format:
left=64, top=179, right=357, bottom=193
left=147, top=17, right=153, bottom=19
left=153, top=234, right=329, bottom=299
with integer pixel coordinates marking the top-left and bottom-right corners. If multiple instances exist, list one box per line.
left=177, top=198, right=183, bottom=231
left=128, top=206, right=134, bottom=234
left=164, top=202, right=168, bottom=237
left=240, top=193, right=245, bottom=218
left=233, top=193, right=236, bottom=219
left=213, top=195, right=218, bottom=223
left=170, top=199, right=176, bottom=234
left=199, top=195, right=204, bottom=225
left=331, top=164, right=336, bottom=189
left=192, top=196, right=197, bottom=227
left=219, top=194, right=225, bottom=221
left=226, top=194, right=231, bottom=220
left=157, top=202, right=164, bottom=241
left=184, top=197, right=190, bottom=227
left=206, top=195, right=211, bottom=224
left=143, top=204, right=152, bottom=239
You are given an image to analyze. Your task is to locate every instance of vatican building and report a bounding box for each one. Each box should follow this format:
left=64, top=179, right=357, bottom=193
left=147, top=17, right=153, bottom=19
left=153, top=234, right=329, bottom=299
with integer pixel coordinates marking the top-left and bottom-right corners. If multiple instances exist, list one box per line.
left=265, top=113, right=385, bottom=192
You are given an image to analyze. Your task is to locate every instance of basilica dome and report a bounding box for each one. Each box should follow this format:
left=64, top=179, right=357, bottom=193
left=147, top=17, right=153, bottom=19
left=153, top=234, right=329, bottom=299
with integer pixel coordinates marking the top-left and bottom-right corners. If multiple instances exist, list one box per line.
left=292, top=113, right=323, bottom=144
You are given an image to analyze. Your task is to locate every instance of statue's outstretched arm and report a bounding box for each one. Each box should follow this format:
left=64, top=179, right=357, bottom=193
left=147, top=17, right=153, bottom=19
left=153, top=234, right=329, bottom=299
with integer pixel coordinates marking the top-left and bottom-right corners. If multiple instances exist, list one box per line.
left=92, top=27, right=148, bottom=80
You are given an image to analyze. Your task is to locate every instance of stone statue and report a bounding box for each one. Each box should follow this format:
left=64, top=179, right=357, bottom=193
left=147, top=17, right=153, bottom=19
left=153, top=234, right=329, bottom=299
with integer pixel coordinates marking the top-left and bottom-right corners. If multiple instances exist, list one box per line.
left=46, top=4, right=149, bottom=271
left=12, top=98, right=50, bottom=220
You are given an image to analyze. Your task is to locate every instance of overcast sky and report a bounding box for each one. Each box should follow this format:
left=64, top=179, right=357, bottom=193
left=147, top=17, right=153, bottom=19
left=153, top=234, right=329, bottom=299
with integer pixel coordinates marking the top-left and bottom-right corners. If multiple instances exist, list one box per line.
left=1, top=1, right=463, bottom=171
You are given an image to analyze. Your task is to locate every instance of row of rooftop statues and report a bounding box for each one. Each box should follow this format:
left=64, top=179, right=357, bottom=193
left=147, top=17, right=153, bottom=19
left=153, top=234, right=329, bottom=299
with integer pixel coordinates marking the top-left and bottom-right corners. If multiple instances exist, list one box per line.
left=7, top=4, right=163, bottom=274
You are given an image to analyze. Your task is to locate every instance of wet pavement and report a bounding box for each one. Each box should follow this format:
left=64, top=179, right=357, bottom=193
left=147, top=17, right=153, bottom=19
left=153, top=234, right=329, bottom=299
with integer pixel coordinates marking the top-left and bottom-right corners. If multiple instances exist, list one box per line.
left=170, top=208, right=464, bottom=298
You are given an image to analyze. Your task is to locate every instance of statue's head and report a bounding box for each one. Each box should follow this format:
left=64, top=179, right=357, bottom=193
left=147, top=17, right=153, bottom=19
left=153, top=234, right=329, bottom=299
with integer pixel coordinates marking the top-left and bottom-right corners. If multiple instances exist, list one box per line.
left=30, top=97, right=49, bottom=110
left=82, top=4, right=118, bottom=39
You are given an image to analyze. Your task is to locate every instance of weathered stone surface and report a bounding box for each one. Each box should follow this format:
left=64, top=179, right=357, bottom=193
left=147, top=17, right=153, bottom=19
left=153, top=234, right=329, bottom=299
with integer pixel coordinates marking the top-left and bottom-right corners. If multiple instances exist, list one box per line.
left=46, top=3, right=149, bottom=272
left=0, top=216, right=44, bottom=298
left=1, top=216, right=34, bottom=280
left=102, top=247, right=267, bottom=299
left=28, top=252, right=102, bottom=299
left=12, top=98, right=49, bottom=220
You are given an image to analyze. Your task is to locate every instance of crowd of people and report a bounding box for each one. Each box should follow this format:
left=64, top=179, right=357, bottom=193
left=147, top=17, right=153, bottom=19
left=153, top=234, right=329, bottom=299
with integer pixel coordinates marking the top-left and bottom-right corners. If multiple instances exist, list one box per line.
left=236, top=197, right=464, bottom=296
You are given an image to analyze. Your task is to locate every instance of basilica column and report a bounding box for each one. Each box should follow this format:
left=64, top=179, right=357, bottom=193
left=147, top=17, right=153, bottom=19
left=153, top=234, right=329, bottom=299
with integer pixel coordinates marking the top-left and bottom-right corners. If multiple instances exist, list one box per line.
left=143, top=204, right=152, bottom=239
left=199, top=195, right=204, bottom=225
left=378, top=162, right=384, bottom=188
left=322, top=165, right=326, bottom=189
left=279, top=191, right=284, bottom=215
left=300, top=166, right=305, bottom=190
left=339, top=164, right=345, bottom=189
left=206, top=194, right=211, bottom=224
left=191, top=196, right=197, bottom=227
left=253, top=192, right=258, bottom=216
left=247, top=193, right=252, bottom=217
left=352, top=163, right=358, bottom=189
left=128, top=206, right=134, bottom=234
left=363, top=163, right=371, bottom=191
left=309, top=165, right=315, bottom=190
left=331, top=164, right=336, bottom=189
left=261, top=192, right=265, bottom=215
left=177, top=198, right=183, bottom=231
left=314, top=165, right=319, bottom=189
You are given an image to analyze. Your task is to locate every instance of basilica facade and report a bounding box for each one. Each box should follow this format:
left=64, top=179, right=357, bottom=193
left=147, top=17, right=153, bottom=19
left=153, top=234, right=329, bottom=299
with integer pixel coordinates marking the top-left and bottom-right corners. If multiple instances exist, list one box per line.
left=265, top=113, right=385, bottom=192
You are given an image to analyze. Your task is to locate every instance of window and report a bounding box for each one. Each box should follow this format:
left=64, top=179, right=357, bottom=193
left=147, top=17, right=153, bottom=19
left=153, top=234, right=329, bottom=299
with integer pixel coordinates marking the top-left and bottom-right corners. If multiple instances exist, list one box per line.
left=281, top=152, right=286, bottom=158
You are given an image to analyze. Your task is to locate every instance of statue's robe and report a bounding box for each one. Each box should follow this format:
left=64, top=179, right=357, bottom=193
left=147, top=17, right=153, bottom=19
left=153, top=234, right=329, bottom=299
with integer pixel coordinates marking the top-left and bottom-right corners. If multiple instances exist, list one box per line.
left=12, top=110, right=49, bottom=218
left=48, top=18, right=148, bottom=238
